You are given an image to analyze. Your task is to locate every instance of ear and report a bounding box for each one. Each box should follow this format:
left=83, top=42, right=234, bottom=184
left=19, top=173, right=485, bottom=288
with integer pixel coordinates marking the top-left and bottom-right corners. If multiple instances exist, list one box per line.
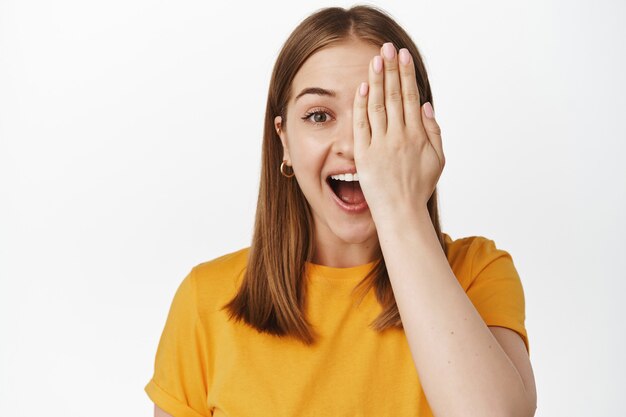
left=274, top=115, right=291, bottom=163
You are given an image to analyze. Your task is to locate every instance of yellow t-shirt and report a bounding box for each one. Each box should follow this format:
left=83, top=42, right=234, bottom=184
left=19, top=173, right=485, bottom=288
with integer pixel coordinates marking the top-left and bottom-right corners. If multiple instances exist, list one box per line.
left=145, top=233, right=529, bottom=417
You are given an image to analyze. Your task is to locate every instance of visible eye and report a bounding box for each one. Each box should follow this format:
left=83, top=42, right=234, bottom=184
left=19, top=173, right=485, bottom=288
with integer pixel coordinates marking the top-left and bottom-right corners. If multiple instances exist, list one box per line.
left=301, top=108, right=334, bottom=126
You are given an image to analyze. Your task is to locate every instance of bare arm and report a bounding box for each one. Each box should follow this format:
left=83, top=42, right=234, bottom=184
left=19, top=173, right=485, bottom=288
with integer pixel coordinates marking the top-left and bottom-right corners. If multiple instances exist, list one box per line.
left=376, top=208, right=537, bottom=417
left=154, top=404, right=174, bottom=417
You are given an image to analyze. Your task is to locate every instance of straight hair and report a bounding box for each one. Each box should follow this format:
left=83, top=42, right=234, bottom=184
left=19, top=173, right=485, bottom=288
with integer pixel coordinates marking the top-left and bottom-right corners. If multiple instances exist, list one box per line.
left=222, top=4, right=447, bottom=345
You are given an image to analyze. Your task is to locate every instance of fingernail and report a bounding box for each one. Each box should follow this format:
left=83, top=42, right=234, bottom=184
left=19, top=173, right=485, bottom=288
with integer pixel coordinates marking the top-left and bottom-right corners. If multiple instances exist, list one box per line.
left=399, top=48, right=410, bottom=65
left=359, top=82, right=369, bottom=96
left=383, top=42, right=395, bottom=60
left=424, top=102, right=434, bottom=119
left=373, top=56, right=383, bottom=73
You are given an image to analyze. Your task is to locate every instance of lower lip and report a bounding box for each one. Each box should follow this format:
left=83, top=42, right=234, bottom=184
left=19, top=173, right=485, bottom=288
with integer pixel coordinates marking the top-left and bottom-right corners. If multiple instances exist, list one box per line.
left=326, top=180, right=370, bottom=214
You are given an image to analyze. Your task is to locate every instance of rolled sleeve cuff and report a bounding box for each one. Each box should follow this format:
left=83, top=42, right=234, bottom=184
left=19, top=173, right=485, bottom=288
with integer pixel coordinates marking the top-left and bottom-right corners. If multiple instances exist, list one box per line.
left=145, top=378, right=208, bottom=417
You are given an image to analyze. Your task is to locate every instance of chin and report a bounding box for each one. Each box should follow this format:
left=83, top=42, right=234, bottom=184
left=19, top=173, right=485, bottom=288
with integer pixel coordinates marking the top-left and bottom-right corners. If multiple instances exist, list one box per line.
left=329, top=221, right=377, bottom=244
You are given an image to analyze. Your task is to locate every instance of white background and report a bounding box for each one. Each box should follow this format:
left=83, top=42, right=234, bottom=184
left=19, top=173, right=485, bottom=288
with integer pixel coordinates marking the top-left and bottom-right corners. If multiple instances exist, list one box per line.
left=1, top=0, right=624, bottom=415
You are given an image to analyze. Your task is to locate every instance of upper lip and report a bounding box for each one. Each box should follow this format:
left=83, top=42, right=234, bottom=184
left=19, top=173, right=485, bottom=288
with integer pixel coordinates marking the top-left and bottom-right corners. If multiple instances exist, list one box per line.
left=325, top=167, right=358, bottom=179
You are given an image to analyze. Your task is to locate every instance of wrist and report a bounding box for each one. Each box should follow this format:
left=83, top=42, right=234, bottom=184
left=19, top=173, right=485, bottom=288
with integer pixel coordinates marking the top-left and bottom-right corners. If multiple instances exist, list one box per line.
left=372, top=204, right=433, bottom=236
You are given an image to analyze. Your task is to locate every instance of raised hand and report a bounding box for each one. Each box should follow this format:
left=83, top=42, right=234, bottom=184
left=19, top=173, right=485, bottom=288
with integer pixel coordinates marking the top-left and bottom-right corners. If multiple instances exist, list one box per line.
left=352, top=42, right=445, bottom=221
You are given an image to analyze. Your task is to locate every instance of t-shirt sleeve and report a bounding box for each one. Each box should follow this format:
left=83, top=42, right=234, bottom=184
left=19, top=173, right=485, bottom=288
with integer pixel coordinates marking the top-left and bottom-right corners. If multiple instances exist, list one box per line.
left=465, top=237, right=530, bottom=355
left=145, top=267, right=212, bottom=417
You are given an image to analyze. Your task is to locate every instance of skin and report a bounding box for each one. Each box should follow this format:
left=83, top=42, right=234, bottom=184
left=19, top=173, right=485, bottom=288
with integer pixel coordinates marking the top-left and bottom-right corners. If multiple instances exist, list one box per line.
left=276, top=38, right=537, bottom=416
left=154, top=405, right=172, bottom=417
left=274, top=40, right=382, bottom=268
left=154, top=38, right=537, bottom=417
left=354, top=41, right=535, bottom=416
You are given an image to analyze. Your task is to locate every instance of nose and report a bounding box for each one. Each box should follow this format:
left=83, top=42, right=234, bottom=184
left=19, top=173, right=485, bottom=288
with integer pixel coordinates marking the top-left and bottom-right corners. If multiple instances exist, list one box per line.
left=331, top=113, right=355, bottom=159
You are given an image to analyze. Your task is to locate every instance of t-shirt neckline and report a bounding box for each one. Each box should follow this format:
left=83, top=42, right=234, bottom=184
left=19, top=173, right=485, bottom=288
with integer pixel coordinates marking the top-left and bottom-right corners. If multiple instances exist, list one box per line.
left=305, top=258, right=381, bottom=280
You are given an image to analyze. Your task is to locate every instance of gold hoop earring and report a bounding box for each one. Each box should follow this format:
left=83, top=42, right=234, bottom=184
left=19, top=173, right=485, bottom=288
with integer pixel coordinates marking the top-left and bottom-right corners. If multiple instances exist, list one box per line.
left=280, top=160, right=295, bottom=178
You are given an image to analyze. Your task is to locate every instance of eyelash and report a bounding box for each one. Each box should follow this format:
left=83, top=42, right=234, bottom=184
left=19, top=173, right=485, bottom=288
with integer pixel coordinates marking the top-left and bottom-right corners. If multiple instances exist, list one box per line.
left=301, top=108, right=334, bottom=126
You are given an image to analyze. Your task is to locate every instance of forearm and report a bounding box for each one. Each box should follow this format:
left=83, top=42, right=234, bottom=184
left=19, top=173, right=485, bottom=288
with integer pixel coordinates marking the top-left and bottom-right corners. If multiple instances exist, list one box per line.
left=374, top=207, right=532, bottom=417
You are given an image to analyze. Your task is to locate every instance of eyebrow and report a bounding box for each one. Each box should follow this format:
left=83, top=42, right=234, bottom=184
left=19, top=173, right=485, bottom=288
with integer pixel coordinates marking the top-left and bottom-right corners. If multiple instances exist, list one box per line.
left=295, top=87, right=337, bottom=102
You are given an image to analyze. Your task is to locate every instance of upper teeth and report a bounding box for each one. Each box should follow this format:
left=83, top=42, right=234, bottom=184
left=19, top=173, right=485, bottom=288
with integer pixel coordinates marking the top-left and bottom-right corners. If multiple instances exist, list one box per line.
left=330, top=173, right=359, bottom=181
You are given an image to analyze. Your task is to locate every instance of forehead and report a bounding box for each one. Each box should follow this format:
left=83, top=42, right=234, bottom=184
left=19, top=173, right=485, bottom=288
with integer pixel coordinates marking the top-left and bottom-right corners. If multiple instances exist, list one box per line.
left=290, top=40, right=380, bottom=104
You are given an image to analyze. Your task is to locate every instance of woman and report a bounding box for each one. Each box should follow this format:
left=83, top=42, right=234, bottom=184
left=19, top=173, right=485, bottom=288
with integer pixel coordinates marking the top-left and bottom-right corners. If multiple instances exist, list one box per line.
left=146, top=5, right=537, bottom=417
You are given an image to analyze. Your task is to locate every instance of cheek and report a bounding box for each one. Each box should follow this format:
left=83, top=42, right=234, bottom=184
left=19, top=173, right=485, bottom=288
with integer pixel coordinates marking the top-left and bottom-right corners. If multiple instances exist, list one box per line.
left=290, top=136, right=327, bottom=169
left=289, top=142, right=327, bottom=190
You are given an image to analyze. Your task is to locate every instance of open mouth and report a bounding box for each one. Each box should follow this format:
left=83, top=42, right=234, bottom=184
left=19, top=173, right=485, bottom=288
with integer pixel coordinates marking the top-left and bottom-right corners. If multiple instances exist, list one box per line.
left=326, top=176, right=366, bottom=205
left=326, top=176, right=341, bottom=196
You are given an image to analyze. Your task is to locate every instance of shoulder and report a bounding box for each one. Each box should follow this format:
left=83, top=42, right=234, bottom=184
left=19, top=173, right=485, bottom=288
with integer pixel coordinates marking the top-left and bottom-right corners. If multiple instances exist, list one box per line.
left=442, top=232, right=495, bottom=269
left=193, top=246, right=251, bottom=277
left=442, top=232, right=515, bottom=288
left=189, top=246, right=251, bottom=313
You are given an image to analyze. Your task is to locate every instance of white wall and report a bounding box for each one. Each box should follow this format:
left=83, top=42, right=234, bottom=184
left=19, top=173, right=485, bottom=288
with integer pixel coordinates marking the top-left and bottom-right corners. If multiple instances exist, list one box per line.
left=1, top=0, right=624, bottom=415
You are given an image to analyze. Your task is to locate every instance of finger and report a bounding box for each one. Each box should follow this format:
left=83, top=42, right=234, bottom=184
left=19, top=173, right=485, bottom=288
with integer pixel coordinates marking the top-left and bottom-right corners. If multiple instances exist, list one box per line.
left=353, top=81, right=371, bottom=158
left=422, top=102, right=445, bottom=170
left=398, top=48, right=423, bottom=132
left=380, top=42, right=404, bottom=130
left=368, top=54, right=386, bottom=140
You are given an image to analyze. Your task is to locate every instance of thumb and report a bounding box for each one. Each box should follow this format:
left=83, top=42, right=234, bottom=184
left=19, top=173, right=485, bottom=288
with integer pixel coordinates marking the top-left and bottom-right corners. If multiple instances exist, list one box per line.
left=422, top=102, right=444, bottom=168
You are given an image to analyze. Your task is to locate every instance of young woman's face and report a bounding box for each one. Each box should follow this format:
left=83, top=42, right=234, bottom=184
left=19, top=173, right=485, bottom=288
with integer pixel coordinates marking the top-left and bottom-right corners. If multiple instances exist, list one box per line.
left=274, top=39, right=382, bottom=266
